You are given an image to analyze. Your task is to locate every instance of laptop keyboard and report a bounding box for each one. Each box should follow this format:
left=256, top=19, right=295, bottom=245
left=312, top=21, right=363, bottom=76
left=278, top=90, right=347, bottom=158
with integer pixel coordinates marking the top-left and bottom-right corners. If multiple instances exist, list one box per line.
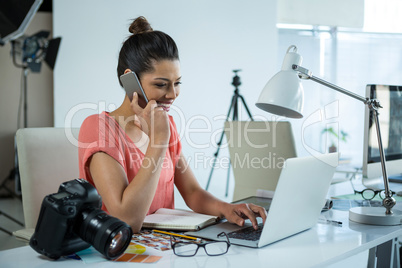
left=227, top=223, right=264, bottom=241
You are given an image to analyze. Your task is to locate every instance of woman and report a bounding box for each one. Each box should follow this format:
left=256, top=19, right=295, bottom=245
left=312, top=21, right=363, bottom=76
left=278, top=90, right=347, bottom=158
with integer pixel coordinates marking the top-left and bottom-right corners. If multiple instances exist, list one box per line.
left=78, top=16, right=266, bottom=233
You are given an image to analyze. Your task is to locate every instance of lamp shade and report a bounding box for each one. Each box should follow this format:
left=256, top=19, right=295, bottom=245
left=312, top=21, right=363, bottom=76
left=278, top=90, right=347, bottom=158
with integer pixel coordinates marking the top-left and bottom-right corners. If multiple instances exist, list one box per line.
left=256, top=45, right=304, bottom=118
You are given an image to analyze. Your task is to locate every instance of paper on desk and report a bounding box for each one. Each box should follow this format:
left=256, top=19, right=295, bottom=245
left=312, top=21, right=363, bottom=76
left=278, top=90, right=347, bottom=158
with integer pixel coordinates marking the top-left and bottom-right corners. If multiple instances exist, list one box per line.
left=75, top=247, right=106, bottom=264
left=113, top=253, right=162, bottom=263
left=76, top=243, right=162, bottom=264
left=113, top=243, right=162, bottom=263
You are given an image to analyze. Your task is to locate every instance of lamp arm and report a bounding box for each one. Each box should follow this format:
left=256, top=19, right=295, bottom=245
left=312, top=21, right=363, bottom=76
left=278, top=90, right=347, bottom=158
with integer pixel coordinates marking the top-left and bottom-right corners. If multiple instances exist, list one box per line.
left=292, top=65, right=367, bottom=104
left=292, top=64, right=396, bottom=214
left=370, top=105, right=395, bottom=214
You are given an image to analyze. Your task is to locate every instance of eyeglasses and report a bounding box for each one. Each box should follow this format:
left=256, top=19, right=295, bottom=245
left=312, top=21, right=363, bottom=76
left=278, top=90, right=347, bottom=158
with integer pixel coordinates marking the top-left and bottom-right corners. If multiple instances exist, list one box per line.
left=353, top=188, right=396, bottom=200
left=170, top=232, right=230, bottom=257
left=348, top=177, right=396, bottom=200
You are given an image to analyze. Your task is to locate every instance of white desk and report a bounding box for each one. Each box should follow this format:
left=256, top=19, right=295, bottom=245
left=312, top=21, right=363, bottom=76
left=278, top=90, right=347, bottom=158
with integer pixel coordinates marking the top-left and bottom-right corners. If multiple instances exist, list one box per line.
left=2, top=181, right=402, bottom=267
left=1, top=207, right=401, bottom=268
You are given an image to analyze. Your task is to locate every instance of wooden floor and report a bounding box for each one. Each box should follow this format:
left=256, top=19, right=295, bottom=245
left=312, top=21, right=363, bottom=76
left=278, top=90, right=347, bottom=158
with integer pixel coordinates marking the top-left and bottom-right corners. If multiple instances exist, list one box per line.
left=0, top=197, right=28, bottom=251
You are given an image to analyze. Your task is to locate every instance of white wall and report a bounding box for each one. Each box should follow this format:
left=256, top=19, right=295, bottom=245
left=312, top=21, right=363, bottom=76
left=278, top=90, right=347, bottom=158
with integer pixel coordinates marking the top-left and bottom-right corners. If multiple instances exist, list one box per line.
left=53, top=0, right=278, bottom=194
left=278, top=0, right=364, bottom=27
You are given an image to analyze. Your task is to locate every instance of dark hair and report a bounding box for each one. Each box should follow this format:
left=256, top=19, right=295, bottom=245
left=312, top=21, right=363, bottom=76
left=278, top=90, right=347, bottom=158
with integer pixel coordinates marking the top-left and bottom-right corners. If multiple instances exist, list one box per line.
left=117, top=16, right=179, bottom=86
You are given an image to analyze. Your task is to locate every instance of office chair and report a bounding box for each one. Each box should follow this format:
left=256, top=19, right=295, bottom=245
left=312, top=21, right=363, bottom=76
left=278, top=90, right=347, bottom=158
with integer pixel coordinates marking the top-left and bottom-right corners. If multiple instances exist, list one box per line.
left=224, top=121, right=297, bottom=201
left=15, top=128, right=80, bottom=235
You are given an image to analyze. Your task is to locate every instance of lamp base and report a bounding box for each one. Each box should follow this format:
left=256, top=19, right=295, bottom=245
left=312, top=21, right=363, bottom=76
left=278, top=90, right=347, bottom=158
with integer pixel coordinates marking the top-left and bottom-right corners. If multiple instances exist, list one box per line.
left=349, top=207, right=402, bottom=225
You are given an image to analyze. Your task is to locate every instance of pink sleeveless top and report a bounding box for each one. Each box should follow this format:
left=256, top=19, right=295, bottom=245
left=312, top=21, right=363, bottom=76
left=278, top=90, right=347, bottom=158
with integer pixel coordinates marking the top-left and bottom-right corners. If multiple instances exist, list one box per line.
left=78, top=111, right=181, bottom=214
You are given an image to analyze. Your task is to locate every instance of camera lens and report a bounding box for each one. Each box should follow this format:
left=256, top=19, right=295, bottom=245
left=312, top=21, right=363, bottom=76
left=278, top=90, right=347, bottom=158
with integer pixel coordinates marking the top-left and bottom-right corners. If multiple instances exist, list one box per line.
left=76, top=208, right=132, bottom=259
left=108, top=228, right=132, bottom=257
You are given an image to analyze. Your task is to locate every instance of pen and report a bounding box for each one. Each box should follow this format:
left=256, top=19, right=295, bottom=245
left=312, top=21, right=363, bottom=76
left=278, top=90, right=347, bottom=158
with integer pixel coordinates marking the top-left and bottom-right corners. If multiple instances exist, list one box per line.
left=152, top=229, right=198, bottom=240
left=326, top=220, right=342, bottom=226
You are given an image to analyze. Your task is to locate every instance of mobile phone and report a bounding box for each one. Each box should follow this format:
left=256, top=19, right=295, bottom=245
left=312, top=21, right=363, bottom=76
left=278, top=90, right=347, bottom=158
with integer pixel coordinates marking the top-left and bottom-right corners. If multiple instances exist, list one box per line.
left=120, top=71, right=149, bottom=103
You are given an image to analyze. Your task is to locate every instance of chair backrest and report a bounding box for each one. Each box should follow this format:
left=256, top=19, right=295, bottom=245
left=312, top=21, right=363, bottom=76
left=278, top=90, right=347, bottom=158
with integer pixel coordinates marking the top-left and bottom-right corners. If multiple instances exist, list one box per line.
left=16, top=128, right=80, bottom=228
left=224, top=121, right=297, bottom=201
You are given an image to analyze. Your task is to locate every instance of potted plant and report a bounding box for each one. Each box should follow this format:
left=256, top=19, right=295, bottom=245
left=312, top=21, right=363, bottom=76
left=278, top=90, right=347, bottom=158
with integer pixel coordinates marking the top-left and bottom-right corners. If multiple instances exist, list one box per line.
left=321, top=127, right=348, bottom=153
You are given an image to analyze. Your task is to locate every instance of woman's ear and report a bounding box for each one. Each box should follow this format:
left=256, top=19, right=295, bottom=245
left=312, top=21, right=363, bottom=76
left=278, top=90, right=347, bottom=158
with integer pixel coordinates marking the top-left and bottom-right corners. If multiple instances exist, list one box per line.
left=124, top=69, right=132, bottom=74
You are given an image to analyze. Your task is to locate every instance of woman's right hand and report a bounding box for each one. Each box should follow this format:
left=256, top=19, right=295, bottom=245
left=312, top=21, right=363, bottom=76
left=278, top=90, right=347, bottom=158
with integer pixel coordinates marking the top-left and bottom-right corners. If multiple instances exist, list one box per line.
left=130, top=92, right=170, bottom=146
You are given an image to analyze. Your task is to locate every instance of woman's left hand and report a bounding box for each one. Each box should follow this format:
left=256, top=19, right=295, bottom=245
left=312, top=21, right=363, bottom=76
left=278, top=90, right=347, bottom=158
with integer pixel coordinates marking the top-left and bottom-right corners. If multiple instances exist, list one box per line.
left=222, top=203, right=267, bottom=230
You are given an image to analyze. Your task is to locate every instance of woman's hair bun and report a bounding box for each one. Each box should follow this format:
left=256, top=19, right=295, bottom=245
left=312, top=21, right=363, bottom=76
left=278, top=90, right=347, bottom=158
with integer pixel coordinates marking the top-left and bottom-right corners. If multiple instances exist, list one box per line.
left=129, top=16, right=153, bottom=35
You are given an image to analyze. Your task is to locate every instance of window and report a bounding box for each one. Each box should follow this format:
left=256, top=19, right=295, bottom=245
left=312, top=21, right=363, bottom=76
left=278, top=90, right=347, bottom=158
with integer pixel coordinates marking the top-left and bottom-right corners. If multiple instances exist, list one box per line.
left=277, top=2, right=402, bottom=165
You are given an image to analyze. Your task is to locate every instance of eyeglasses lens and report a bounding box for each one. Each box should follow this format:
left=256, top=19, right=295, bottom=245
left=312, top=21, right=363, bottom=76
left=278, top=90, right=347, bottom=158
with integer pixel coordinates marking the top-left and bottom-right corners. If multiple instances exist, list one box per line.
left=379, top=190, right=394, bottom=199
left=362, top=189, right=375, bottom=200
left=204, top=242, right=229, bottom=255
left=173, top=243, right=198, bottom=256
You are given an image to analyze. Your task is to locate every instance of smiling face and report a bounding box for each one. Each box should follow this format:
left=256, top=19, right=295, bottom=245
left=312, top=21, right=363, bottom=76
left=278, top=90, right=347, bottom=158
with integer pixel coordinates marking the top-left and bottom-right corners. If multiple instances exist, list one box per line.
left=134, top=59, right=181, bottom=112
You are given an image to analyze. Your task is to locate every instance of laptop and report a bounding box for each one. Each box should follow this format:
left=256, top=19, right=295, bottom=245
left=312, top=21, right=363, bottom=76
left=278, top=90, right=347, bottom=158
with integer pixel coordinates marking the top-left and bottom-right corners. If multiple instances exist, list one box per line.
left=224, top=121, right=297, bottom=201
left=186, top=153, right=338, bottom=248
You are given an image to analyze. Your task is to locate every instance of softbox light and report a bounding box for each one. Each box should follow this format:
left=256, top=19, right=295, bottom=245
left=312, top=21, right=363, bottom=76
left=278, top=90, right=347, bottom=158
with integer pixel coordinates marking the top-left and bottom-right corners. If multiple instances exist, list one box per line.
left=0, top=0, right=43, bottom=46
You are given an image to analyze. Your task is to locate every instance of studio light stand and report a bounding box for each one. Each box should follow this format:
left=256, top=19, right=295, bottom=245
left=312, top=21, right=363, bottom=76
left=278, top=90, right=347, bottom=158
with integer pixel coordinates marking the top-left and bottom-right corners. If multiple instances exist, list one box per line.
left=205, top=70, right=254, bottom=196
left=0, top=29, right=61, bottom=234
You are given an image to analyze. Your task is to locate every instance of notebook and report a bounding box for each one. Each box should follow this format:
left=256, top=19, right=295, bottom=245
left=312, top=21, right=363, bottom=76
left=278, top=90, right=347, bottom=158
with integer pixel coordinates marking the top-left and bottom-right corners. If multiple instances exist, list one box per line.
left=186, top=153, right=338, bottom=248
left=142, top=208, right=219, bottom=231
left=224, top=121, right=297, bottom=201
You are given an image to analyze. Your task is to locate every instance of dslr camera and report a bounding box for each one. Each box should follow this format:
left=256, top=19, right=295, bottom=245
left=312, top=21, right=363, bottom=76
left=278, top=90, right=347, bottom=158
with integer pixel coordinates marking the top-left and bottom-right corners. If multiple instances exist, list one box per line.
left=30, top=179, right=132, bottom=260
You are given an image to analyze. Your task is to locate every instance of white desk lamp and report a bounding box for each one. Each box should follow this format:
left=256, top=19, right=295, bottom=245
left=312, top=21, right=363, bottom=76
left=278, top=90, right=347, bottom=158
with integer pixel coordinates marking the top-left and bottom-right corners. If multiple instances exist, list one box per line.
left=256, top=45, right=402, bottom=225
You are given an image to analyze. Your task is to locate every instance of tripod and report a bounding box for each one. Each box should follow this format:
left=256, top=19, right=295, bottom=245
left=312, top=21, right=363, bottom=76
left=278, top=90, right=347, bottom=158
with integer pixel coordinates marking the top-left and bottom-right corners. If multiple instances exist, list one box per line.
left=0, top=48, right=27, bottom=199
left=205, top=70, right=254, bottom=196
left=0, top=126, right=24, bottom=235
left=0, top=45, right=27, bottom=235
